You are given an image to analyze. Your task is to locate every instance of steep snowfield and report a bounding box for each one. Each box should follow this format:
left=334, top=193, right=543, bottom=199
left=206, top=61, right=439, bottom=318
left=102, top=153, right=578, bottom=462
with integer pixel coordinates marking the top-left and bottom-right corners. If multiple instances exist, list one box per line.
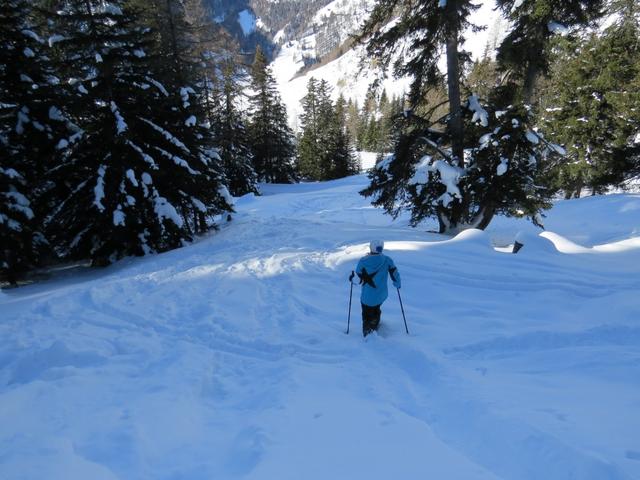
left=1, top=175, right=640, bottom=480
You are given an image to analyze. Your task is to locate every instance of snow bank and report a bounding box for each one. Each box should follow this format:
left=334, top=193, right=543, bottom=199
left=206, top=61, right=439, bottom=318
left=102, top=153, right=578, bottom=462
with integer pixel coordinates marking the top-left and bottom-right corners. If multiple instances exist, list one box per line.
left=450, top=228, right=494, bottom=251
left=514, top=230, right=559, bottom=255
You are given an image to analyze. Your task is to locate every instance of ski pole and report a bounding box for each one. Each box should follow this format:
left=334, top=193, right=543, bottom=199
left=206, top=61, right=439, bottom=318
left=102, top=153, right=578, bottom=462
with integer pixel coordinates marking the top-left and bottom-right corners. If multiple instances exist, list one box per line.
left=397, top=288, right=409, bottom=334
left=346, top=281, right=353, bottom=334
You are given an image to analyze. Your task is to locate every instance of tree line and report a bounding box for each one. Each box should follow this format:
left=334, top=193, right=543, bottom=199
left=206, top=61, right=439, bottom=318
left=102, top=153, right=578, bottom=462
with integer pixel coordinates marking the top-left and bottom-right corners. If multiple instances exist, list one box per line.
left=0, top=0, right=296, bottom=283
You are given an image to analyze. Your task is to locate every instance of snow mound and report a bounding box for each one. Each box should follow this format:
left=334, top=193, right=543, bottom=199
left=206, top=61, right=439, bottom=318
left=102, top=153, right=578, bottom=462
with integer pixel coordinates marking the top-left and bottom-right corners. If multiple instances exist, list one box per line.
left=514, top=231, right=559, bottom=255
left=450, top=228, right=493, bottom=251
left=540, top=231, right=589, bottom=254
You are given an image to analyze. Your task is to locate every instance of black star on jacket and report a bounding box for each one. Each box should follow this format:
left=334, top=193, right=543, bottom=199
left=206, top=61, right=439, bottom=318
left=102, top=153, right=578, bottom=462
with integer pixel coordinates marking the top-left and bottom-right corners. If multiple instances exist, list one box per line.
left=358, top=267, right=380, bottom=288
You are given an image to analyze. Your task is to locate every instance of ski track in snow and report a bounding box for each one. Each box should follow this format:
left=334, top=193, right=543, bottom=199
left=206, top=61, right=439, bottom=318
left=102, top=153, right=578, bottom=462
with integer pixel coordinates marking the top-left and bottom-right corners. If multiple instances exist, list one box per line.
left=1, top=175, right=639, bottom=479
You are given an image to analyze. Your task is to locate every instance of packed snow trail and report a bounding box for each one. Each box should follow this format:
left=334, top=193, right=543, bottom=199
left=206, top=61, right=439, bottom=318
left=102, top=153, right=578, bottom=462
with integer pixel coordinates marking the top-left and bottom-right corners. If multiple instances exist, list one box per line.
left=1, top=175, right=639, bottom=479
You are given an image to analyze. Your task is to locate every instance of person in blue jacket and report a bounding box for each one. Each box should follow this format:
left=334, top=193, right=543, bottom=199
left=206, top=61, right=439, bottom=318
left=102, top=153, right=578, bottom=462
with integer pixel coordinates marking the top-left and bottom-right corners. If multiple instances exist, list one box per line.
left=349, top=240, right=401, bottom=336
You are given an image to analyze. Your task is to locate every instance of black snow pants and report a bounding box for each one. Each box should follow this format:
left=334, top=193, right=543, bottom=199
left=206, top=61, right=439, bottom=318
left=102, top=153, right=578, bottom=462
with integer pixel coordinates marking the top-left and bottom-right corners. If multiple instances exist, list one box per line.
left=362, top=303, right=382, bottom=337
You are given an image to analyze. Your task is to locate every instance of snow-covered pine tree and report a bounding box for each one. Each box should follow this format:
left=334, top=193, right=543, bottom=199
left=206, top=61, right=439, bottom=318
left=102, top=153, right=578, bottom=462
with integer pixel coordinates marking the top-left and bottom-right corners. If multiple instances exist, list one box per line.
left=0, top=0, right=66, bottom=282
left=541, top=0, right=640, bottom=197
left=134, top=0, right=232, bottom=235
left=214, top=59, right=258, bottom=196
left=45, top=0, right=231, bottom=266
left=357, top=0, right=565, bottom=233
left=248, top=46, right=297, bottom=184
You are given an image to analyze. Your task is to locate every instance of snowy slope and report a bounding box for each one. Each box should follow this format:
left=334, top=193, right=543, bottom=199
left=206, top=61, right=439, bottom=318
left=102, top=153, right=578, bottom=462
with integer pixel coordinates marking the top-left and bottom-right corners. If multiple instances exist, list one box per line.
left=1, top=176, right=640, bottom=480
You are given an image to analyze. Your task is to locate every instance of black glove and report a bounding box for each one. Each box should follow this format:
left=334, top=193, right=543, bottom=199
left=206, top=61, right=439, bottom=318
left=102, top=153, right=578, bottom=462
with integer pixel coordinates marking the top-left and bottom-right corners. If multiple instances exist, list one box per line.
left=348, top=271, right=355, bottom=282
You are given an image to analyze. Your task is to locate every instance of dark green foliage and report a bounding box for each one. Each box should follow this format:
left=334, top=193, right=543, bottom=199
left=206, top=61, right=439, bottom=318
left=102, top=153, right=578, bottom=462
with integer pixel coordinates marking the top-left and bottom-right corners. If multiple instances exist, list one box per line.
left=357, top=0, right=479, bottom=108
left=355, top=90, right=404, bottom=152
left=495, top=0, right=606, bottom=103
left=541, top=5, right=640, bottom=197
left=357, top=0, right=611, bottom=233
left=0, top=0, right=64, bottom=282
left=44, top=0, right=231, bottom=266
left=332, top=95, right=360, bottom=178
left=298, top=79, right=358, bottom=180
left=213, top=60, right=258, bottom=196
left=362, top=93, right=559, bottom=232
left=248, top=46, right=297, bottom=183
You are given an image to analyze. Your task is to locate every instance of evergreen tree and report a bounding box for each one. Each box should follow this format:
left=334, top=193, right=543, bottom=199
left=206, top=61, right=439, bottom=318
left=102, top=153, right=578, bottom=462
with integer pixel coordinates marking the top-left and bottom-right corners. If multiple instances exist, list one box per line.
left=332, top=95, right=360, bottom=178
left=298, top=80, right=358, bottom=180
left=137, top=0, right=231, bottom=234
left=315, top=79, right=336, bottom=177
left=297, top=77, right=322, bottom=179
left=496, top=0, right=606, bottom=104
left=358, top=0, right=563, bottom=233
left=0, top=0, right=66, bottom=282
left=541, top=0, right=640, bottom=197
left=45, top=0, right=231, bottom=266
left=248, top=46, right=297, bottom=183
left=214, top=59, right=258, bottom=196
left=345, top=99, right=361, bottom=150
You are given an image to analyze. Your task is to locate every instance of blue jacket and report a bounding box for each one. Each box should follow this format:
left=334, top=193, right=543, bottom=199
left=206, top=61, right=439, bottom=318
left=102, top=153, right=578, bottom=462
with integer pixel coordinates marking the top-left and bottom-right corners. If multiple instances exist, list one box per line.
left=355, top=253, right=401, bottom=307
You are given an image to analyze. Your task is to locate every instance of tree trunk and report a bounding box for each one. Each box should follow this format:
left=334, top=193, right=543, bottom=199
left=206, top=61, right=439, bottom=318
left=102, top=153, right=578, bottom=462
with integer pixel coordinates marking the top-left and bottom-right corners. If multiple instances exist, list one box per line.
left=444, top=0, right=464, bottom=168
left=522, top=61, right=538, bottom=106
left=474, top=204, right=496, bottom=231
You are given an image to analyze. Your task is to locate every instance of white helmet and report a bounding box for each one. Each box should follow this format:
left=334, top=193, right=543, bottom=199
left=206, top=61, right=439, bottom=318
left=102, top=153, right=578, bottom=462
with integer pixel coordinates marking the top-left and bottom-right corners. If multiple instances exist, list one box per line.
left=370, top=240, right=384, bottom=254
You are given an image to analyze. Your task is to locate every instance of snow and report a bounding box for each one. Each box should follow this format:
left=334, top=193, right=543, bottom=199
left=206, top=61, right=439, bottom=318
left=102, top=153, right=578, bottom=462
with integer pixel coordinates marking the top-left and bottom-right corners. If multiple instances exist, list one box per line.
left=21, top=29, right=42, bottom=43
left=110, top=102, right=127, bottom=134
left=6, top=191, right=34, bottom=219
left=272, top=40, right=411, bottom=130
left=526, top=130, right=540, bottom=145
left=125, top=169, right=138, bottom=187
left=273, top=29, right=286, bottom=44
left=548, top=21, right=570, bottom=35
left=141, top=172, right=153, bottom=185
left=184, top=115, right=197, bottom=127
left=153, top=194, right=183, bottom=227
left=48, top=106, right=65, bottom=122
left=126, top=141, right=157, bottom=168
left=140, top=119, right=189, bottom=153
left=48, top=34, right=65, bottom=47
left=145, top=77, right=169, bottom=97
left=237, top=9, right=256, bottom=36
left=271, top=1, right=510, bottom=129
left=496, top=157, right=508, bottom=176
left=1, top=167, right=21, bottom=179
left=357, top=151, right=379, bottom=171
left=102, top=4, right=123, bottom=16
left=468, top=94, right=489, bottom=127
left=93, top=165, right=106, bottom=212
left=410, top=156, right=463, bottom=206
left=1, top=175, right=640, bottom=478
left=113, top=207, right=125, bottom=227
left=23, top=47, right=35, bottom=58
